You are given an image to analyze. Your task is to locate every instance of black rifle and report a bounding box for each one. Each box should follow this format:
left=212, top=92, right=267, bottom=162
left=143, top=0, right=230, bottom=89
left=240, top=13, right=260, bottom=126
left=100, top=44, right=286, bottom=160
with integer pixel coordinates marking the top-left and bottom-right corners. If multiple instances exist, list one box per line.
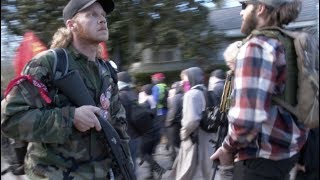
left=53, top=69, right=136, bottom=180
left=210, top=114, right=228, bottom=180
left=210, top=72, right=233, bottom=180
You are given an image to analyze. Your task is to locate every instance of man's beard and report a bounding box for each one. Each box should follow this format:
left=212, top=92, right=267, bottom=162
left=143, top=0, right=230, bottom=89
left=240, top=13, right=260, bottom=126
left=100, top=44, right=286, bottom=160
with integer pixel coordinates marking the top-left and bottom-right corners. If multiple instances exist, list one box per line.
left=241, top=9, right=258, bottom=35
left=75, top=22, right=104, bottom=43
left=76, top=23, right=93, bottom=42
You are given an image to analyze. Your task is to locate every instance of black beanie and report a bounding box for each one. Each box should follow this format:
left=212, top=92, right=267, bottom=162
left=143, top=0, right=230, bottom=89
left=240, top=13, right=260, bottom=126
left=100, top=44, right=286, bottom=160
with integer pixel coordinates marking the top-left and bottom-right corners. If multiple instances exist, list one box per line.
left=210, top=69, right=226, bottom=79
left=142, top=84, right=153, bottom=95
left=117, top=71, right=132, bottom=83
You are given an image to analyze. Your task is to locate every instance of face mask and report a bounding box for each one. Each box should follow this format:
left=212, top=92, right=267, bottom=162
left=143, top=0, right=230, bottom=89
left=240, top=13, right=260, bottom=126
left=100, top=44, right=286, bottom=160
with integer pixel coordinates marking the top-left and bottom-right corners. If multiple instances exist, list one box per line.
left=183, top=81, right=190, bottom=92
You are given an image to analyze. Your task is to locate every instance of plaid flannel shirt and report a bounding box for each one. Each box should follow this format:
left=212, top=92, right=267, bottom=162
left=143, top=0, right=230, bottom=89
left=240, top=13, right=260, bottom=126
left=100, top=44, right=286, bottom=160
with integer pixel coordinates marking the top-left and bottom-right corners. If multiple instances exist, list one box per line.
left=222, top=35, right=308, bottom=161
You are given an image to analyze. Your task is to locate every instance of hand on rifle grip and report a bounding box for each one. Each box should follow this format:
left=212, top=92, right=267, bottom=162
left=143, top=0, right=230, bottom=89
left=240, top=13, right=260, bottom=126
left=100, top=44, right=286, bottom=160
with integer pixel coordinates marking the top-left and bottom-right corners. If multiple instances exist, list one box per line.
left=74, top=105, right=102, bottom=132
left=210, top=147, right=234, bottom=166
left=212, top=158, right=220, bottom=168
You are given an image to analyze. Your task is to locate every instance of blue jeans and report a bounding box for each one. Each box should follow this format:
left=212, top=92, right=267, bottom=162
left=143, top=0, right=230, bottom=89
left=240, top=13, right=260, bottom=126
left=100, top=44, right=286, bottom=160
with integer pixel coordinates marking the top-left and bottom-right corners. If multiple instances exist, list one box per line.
left=129, top=137, right=140, bottom=171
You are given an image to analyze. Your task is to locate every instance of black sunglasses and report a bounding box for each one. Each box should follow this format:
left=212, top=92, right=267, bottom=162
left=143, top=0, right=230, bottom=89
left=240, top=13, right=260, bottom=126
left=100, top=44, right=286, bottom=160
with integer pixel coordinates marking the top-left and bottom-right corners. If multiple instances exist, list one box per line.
left=241, top=2, right=248, bottom=10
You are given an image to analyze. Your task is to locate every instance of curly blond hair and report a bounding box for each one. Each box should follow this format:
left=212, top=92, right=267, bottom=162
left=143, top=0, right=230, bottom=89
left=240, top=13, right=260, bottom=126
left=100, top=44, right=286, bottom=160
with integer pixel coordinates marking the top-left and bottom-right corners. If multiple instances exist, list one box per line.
left=50, top=27, right=72, bottom=49
left=50, top=27, right=103, bottom=59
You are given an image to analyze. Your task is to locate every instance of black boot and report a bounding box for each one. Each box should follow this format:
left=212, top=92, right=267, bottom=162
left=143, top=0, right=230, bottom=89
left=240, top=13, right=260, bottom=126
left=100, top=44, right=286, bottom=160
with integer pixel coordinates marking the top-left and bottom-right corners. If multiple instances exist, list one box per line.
left=151, top=163, right=166, bottom=180
left=12, top=146, right=27, bottom=175
left=146, top=156, right=166, bottom=180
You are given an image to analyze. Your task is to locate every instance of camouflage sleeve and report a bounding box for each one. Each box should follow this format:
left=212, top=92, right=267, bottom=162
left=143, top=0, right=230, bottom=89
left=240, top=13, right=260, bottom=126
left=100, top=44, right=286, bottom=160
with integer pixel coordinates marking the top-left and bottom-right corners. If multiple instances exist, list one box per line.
left=1, top=50, right=74, bottom=144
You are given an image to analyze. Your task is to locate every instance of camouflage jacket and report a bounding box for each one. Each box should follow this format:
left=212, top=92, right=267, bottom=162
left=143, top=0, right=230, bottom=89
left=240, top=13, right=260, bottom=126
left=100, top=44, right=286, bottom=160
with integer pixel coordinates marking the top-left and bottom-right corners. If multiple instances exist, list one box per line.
left=1, top=45, right=129, bottom=179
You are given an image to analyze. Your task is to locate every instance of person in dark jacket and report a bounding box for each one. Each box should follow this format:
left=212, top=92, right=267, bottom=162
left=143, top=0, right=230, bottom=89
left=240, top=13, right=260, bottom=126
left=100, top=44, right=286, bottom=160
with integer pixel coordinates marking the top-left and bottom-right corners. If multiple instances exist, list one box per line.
left=117, top=71, right=140, bottom=172
left=138, top=84, right=166, bottom=180
left=165, top=81, right=184, bottom=164
left=207, top=69, right=226, bottom=108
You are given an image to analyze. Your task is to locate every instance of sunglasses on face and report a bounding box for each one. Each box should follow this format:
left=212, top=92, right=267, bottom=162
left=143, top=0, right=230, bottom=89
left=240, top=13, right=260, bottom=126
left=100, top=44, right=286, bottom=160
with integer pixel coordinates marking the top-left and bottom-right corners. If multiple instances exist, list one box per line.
left=241, top=2, right=248, bottom=10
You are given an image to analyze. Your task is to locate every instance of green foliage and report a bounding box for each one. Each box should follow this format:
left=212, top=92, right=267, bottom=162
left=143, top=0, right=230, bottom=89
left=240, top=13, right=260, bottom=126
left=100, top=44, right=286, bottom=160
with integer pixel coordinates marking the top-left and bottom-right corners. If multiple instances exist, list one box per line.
left=107, top=0, right=222, bottom=67
left=2, top=0, right=223, bottom=69
left=1, top=0, right=66, bottom=45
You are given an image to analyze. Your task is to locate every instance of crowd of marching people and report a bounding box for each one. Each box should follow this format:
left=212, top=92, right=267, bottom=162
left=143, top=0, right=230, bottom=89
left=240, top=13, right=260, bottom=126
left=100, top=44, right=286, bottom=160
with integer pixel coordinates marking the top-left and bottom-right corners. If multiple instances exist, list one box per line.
left=120, top=66, right=274, bottom=180
left=116, top=67, right=235, bottom=180
left=118, top=65, right=319, bottom=180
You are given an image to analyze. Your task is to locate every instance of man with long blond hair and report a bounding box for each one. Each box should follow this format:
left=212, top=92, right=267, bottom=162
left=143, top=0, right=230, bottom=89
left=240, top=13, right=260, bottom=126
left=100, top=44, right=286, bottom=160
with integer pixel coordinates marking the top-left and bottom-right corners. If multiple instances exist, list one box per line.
left=50, top=27, right=107, bottom=60
left=1, top=0, right=131, bottom=179
left=210, top=0, right=309, bottom=180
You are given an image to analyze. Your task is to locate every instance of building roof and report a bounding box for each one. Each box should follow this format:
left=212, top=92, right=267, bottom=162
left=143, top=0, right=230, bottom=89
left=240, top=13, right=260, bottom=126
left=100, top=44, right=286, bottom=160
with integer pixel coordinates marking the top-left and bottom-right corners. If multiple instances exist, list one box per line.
left=128, top=59, right=199, bottom=74
left=208, top=0, right=318, bottom=36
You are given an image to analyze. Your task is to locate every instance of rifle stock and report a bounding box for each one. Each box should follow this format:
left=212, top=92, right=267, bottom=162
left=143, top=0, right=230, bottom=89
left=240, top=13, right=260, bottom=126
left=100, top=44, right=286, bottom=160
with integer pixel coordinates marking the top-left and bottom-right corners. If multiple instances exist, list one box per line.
left=53, top=70, right=136, bottom=180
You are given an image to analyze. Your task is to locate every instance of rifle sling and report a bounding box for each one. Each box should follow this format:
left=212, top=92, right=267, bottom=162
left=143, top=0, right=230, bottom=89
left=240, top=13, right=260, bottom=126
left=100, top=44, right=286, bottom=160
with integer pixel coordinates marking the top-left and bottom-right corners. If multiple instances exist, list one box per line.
left=219, top=72, right=233, bottom=113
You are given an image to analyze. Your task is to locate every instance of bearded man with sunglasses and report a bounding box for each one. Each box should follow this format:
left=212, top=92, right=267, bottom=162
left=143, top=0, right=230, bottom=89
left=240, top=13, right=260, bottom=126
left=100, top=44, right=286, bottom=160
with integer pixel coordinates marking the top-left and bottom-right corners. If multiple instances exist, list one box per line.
left=210, top=1, right=308, bottom=180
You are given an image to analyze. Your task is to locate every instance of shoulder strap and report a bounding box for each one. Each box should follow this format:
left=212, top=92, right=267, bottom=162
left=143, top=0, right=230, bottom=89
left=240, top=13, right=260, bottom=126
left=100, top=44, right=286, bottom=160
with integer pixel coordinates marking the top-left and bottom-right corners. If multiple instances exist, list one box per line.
left=103, top=60, right=118, bottom=84
left=50, top=49, right=118, bottom=91
left=193, top=86, right=208, bottom=110
left=251, top=27, right=298, bottom=106
left=50, top=48, right=69, bottom=80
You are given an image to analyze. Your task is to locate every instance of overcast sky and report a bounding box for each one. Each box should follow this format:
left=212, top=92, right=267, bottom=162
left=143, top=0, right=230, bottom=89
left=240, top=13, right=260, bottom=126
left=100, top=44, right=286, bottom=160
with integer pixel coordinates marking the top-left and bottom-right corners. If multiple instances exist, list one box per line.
left=202, top=0, right=240, bottom=9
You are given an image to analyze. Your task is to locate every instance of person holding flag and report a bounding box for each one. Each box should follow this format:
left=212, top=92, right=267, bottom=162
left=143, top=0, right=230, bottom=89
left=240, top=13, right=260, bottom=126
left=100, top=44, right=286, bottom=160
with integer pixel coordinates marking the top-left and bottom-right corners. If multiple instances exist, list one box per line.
left=13, top=31, right=47, bottom=77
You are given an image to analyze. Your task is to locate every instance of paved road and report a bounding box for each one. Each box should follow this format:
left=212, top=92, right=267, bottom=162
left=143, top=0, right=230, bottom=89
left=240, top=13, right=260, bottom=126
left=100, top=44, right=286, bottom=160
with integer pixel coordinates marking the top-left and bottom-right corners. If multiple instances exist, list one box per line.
left=136, top=143, right=175, bottom=180
left=1, top=143, right=175, bottom=180
left=1, top=156, right=28, bottom=180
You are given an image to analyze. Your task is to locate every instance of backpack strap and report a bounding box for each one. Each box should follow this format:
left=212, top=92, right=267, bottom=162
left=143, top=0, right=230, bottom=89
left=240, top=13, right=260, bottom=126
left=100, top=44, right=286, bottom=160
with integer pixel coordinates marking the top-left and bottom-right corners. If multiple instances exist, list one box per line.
left=50, top=48, right=118, bottom=84
left=193, top=85, right=208, bottom=110
left=50, top=48, right=69, bottom=80
left=251, top=27, right=298, bottom=106
left=104, top=60, right=118, bottom=84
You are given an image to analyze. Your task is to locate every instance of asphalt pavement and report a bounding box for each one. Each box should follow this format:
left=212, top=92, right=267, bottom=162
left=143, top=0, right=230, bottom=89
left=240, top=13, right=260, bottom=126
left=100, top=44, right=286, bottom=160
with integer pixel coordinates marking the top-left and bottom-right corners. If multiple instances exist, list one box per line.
left=1, top=143, right=175, bottom=180
left=1, top=156, right=28, bottom=180
left=136, top=143, right=175, bottom=180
